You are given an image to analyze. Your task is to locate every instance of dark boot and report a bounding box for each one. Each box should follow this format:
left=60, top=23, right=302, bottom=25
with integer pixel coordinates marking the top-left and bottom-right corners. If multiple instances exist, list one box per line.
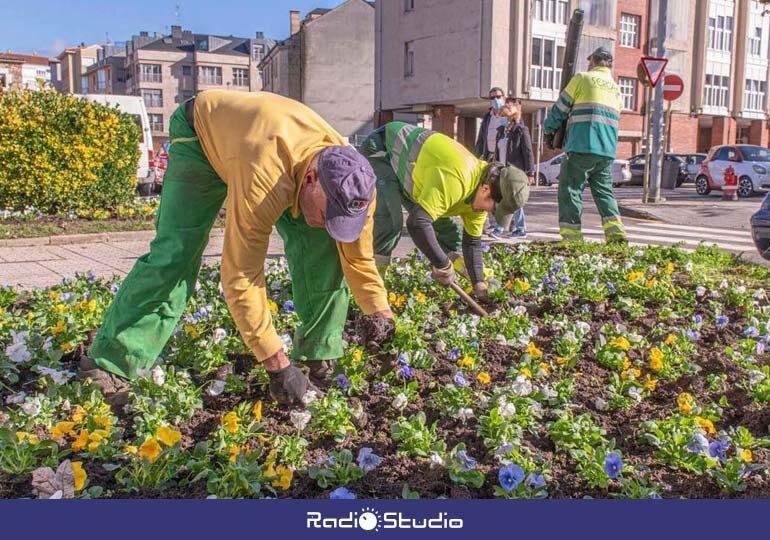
left=304, top=360, right=335, bottom=389
left=77, top=356, right=131, bottom=408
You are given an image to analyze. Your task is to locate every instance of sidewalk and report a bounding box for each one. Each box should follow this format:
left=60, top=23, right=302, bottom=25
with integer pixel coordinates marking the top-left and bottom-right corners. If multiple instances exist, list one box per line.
left=615, top=185, right=760, bottom=231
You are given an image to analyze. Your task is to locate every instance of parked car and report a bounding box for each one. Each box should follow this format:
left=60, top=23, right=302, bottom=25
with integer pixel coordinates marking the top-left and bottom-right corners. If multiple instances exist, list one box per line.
left=626, top=153, right=688, bottom=187
left=673, top=153, right=707, bottom=183
left=695, top=144, right=770, bottom=198
left=751, top=192, right=770, bottom=260
left=537, top=153, right=631, bottom=186
left=76, top=94, right=157, bottom=196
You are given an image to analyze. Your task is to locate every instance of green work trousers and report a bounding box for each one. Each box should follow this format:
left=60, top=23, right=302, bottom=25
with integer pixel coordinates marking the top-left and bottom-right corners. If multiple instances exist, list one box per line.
left=557, top=152, right=626, bottom=242
left=362, top=128, right=461, bottom=264
left=89, top=105, right=348, bottom=379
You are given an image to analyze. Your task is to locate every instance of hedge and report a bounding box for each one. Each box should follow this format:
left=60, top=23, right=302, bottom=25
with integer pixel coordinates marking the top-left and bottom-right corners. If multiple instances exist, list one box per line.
left=0, top=88, right=141, bottom=214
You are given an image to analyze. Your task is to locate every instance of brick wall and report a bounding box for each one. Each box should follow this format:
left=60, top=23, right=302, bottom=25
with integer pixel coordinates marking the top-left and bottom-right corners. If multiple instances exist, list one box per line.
left=749, top=120, right=769, bottom=147
left=711, top=116, right=737, bottom=147
left=668, top=114, right=700, bottom=154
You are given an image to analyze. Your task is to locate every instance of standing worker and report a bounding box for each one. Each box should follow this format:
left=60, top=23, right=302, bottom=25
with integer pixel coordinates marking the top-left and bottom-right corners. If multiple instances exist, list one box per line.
left=359, top=121, right=529, bottom=302
left=544, top=47, right=627, bottom=243
left=80, top=91, right=394, bottom=407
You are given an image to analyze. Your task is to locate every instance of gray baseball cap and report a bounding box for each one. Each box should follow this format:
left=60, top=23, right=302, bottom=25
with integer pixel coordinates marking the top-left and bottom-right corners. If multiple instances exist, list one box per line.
left=494, top=166, right=530, bottom=224
left=317, top=146, right=376, bottom=243
left=588, top=46, right=613, bottom=62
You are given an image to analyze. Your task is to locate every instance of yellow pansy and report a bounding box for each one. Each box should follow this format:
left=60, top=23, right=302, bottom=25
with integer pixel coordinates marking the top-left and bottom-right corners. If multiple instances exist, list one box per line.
left=644, top=375, right=658, bottom=391
left=252, top=401, right=263, bottom=422
left=16, top=432, right=39, bottom=445
left=666, top=262, right=675, bottom=275
left=622, top=357, right=631, bottom=370
left=457, top=355, right=474, bottom=369
left=645, top=278, right=658, bottom=288
left=695, top=417, right=716, bottom=436
left=93, top=415, right=111, bottom=430
left=156, top=426, right=182, bottom=447
left=513, top=278, right=531, bottom=294
left=611, top=337, right=631, bottom=351
left=521, top=367, right=533, bottom=379
left=539, top=362, right=551, bottom=375
left=71, top=461, right=87, bottom=491
left=50, top=421, right=77, bottom=439
left=125, top=445, right=138, bottom=455
left=61, top=342, right=74, bottom=353
left=228, top=445, right=242, bottom=463
left=50, top=320, right=66, bottom=336
left=222, top=411, right=240, bottom=434
left=272, top=465, right=293, bottom=491
left=71, top=429, right=89, bottom=452
left=55, top=303, right=68, bottom=314
left=740, top=449, right=753, bottom=463
left=138, top=437, right=162, bottom=463
left=412, top=290, right=426, bottom=304
left=71, top=406, right=86, bottom=423
left=526, top=342, right=543, bottom=359
left=556, top=356, right=568, bottom=365
left=664, top=334, right=678, bottom=346
left=268, top=299, right=279, bottom=313
left=627, top=271, right=645, bottom=283
left=183, top=324, right=200, bottom=339
left=476, top=372, right=491, bottom=385
left=504, top=280, right=514, bottom=291
left=86, top=299, right=97, bottom=312
left=649, top=348, right=664, bottom=372
left=677, top=393, right=694, bottom=415
left=352, top=349, right=363, bottom=362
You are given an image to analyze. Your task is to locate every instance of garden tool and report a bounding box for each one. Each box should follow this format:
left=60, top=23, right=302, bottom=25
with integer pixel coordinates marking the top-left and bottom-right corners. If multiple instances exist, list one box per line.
left=448, top=281, right=489, bottom=317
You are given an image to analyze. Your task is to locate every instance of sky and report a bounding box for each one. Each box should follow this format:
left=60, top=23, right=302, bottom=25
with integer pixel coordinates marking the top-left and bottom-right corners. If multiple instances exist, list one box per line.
left=3, top=0, right=345, bottom=57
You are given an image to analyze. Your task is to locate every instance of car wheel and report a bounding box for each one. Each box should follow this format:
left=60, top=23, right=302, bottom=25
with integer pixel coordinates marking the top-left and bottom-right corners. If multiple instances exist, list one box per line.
left=695, top=175, right=711, bottom=196
left=738, top=176, right=754, bottom=198
left=538, top=173, right=549, bottom=186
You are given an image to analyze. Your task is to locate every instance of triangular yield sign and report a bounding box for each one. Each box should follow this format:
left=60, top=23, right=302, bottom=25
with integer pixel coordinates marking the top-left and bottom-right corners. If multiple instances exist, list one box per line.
left=641, top=56, right=668, bottom=88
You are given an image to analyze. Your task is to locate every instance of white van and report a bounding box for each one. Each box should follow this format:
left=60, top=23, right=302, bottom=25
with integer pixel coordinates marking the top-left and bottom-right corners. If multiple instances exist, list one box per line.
left=75, top=94, right=156, bottom=195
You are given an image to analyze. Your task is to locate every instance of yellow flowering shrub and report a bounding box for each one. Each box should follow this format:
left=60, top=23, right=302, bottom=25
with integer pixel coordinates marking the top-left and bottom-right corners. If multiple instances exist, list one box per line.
left=0, top=88, right=140, bottom=213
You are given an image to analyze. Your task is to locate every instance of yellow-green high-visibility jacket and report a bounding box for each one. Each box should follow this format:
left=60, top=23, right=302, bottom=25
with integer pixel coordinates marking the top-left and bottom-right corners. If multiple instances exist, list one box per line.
left=543, top=66, right=623, bottom=159
left=382, top=122, right=488, bottom=237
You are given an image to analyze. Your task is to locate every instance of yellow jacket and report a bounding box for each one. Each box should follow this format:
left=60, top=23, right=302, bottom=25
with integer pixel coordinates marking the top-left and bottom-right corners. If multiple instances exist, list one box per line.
left=193, top=90, right=388, bottom=361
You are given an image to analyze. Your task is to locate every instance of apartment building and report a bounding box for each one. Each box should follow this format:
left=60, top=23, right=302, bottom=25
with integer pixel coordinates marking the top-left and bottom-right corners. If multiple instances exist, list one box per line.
left=0, top=53, right=52, bottom=91
left=376, top=0, right=770, bottom=158
left=57, top=44, right=100, bottom=94
left=85, top=44, right=127, bottom=95
left=123, top=26, right=275, bottom=146
left=260, top=0, right=376, bottom=140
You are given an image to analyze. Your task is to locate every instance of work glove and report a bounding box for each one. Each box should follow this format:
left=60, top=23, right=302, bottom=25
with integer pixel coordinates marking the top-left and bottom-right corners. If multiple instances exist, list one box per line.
left=545, top=132, right=555, bottom=150
left=268, top=364, right=314, bottom=406
left=474, top=282, right=490, bottom=303
left=356, top=312, right=396, bottom=352
left=431, top=261, right=456, bottom=286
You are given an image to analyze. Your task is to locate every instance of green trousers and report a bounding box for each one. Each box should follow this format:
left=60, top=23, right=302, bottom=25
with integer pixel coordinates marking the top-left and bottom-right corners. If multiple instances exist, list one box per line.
left=557, top=152, right=626, bottom=242
left=362, top=128, right=461, bottom=264
left=89, top=106, right=348, bottom=379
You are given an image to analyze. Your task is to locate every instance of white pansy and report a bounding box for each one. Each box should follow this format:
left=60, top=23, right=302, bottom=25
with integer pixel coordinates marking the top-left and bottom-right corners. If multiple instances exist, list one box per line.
left=5, top=330, right=31, bottom=364
left=594, top=397, right=608, bottom=411
left=280, top=334, right=293, bottom=353
left=212, top=328, right=227, bottom=344
left=748, top=370, right=767, bottom=386
left=511, top=375, right=533, bottom=397
left=32, top=366, right=74, bottom=385
left=736, top=286, right=746, bottom=295
left=456, top=408, right=474, bottom=422
left=719, top=279, right=729, bottom=290
left=513, top=305, right=528, bottom=317
left=753, top=288, right=766, bottom=300
left=648, top=265, right=658, bottom=276
left=576, top=321, right=591, bottom=335
left=21, top=396, right=42, bottom=417
left=5, top=392, right=27, bottom=405
left=633, top=250, right=644, bottom=258
left=684, top=262, right=693, bottom=272
left=151, top=365, right=166, bottom=386
left=207, top=379, right=226, bottom=396
left=499, top=401, right=517, bottom=419
left=301, top=390, right=319, bottom=406
left=392, top=392, right=408, bottom=410
left=696, top=286, right=707, bottom=297
left=289, top=410, right=312, bottom=431
left=628, top=386, right=643, bottom=402
left=429, top=453, right=445, bottom=467
left=435, top=340, right=446, bottom=353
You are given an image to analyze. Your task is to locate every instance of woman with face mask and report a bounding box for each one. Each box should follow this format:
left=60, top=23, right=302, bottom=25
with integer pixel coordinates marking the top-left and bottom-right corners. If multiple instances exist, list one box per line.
left=491, top=98, right=535, bottom=239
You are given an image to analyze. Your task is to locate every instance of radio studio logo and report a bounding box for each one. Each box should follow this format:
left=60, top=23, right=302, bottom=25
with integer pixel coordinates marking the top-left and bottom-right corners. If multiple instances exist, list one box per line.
left=306, top=507, right=463, bottom=531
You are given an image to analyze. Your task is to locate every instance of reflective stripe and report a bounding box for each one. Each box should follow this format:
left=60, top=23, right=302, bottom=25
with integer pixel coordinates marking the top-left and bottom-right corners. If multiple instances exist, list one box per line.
left=555, top=99, right=570, bottom=113
left=403, top=129, right=432, bottom=195
left=171, top=136, right=199, bottom=144
left=568, top=114, right=619, bottom=128
left=559, top=227, right=583, bottom=241
left=572, top=102, right=620, bottom=118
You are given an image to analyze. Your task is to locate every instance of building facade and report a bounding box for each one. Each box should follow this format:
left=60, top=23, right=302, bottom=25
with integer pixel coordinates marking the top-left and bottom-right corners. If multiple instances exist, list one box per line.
left=122, top=26, right=274, bottom=146
left=56, top=44, right=100, bottom=94
left=0, top=53, right=52, bottom=91
left=85, top=44, right=127, bottom=95
left=375, top=0, right=770, bottom=158
left=260, top=0, right=376, bottom=140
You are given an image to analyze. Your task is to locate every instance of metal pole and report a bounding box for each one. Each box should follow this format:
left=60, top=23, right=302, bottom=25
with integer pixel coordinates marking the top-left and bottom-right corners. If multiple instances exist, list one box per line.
left=642, top=85, right=653, bottom=204
left=649, top=0, right=667, bottom=203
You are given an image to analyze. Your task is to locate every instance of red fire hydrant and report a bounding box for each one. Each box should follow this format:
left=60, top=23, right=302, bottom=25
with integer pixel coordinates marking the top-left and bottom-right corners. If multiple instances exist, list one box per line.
left=723, top=166, right=738, bottom=201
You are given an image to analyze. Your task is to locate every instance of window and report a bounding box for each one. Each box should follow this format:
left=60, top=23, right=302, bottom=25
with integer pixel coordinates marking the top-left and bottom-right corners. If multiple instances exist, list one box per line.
left=81, top=76, right=88, bottom=94
left=404, top=41, right=414, bottom=77
left=148, top=113, right=164, bottom=132
left=620, top=13, right=640, bottom=48
left=233, top=68, right=249, bottom=87
left=36, top=69, right=48, bottom=78
left=579, top=0, right=617, bottom=28
left=704, top=73, right=729, bottom=108
left=749, top=27, right=762, bottom=57
left=404, top=0, right=414, bottom=11
left=534, top=0, right=569, bottom=24
left=745, top=79, right=766, bottom=112
left=182, top=65, right=192, bottom=76
left=252, top=44, right=265, bottom=62
left=141, top=89, right=163, bottom=108
left=198, top=66, right=222, bottom=85
left=708, top=16, right=733, bottom=52
left=530, top=36, right=565, bottom=91
left=197, top=39, right=209, bottom=51
left=619, top=77, right=637, bottom=110
left=139, top=63, right=162, bottom=83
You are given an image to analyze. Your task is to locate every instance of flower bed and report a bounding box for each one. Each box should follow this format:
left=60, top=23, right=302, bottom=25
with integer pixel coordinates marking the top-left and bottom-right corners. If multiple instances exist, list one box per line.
left=0, top=242, right=769, bottom=499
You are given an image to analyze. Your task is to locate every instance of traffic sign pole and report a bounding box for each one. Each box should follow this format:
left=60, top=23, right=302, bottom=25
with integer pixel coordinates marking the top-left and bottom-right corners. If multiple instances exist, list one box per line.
left=648, top=0, right=668, bottom=203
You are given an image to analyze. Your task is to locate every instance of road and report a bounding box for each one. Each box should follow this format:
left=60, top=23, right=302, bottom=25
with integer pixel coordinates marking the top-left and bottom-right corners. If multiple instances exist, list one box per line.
left=0, top=185, right=763, bottom=289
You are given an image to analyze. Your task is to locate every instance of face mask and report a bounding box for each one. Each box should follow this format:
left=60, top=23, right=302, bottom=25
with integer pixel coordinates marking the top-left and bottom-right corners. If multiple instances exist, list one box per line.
left=499, top=117, right=509, bottom=127
left=491, top=97, right=504, bottom=110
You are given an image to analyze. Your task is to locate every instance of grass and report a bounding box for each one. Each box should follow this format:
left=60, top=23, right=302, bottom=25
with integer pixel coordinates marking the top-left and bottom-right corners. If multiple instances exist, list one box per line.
left=0, top=217, right=226, bottom=240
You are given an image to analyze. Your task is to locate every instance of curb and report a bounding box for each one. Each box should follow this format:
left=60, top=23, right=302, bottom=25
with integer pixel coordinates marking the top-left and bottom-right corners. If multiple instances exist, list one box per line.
left=617, top=203, right=663, bottom=222
left=0, top=228, right=225, bottom=248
